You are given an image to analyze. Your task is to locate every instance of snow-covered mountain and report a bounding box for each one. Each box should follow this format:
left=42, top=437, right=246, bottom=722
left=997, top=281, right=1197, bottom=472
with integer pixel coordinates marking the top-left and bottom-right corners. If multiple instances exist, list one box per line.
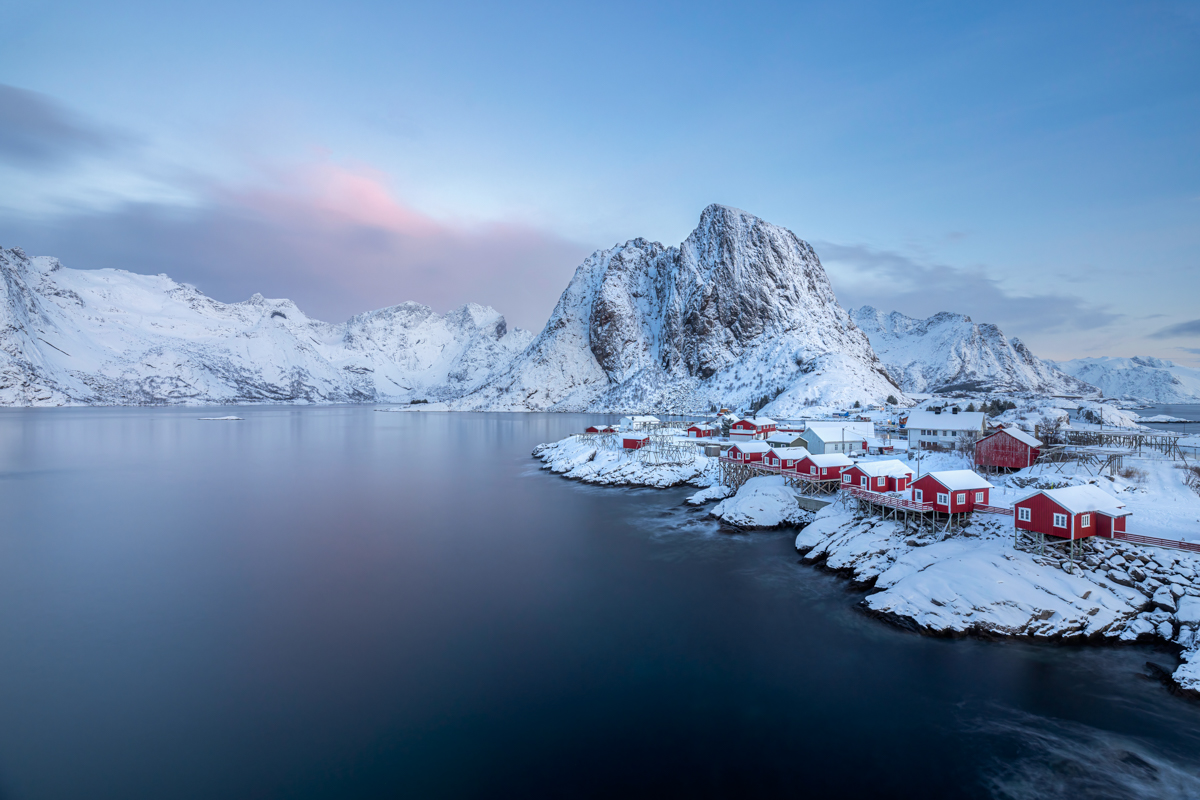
left=850, top=306, right=1092, bottom=395
left=0, top=247, right=531, bottom=405
left=454, top=205, right=899, bottom=414
left=1055, top=356, right=1200, bottom=403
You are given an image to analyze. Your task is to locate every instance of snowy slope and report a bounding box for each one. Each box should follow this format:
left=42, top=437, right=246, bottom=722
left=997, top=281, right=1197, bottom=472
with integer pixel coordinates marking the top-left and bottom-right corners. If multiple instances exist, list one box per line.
left=851, top=306, right=1092, bottom=395
left=1055, top=356, right=1200, bottom=403
left=0, top=247, right=531, bottom=405
left=456, top=205, right=900, bottom=414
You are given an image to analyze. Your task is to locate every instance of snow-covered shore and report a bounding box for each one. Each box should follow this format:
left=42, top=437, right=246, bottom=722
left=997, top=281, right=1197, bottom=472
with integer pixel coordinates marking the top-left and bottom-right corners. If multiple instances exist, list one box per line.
left=794, top=503, right=1200, bottom=695
left=532, top=434, right=715, bottom=488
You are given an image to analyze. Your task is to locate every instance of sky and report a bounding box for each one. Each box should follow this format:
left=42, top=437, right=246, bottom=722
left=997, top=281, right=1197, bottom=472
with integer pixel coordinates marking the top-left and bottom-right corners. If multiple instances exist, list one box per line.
left=1, top=0, right=1198, bottom=364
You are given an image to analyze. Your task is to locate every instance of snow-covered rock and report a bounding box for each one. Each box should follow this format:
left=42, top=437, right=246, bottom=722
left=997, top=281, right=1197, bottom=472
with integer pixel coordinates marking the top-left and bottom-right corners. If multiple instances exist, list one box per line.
left=0, top=247, right=531, bottom=405
left=795, top=505, right=1200, bottom=694
left=1056, top=356, right=1200, bottom=403
left=456, top=205, right=900, bottom=414
left=851, top=306, right=1091, bottom=395
left=709, top=476, right=813, bottom=527
left=532, top=434, right=713, bottom=488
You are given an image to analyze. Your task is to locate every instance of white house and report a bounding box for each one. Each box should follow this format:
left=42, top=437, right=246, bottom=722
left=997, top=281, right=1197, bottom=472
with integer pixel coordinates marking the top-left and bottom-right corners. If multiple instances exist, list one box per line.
left=800, top=421, right=874, bottom=455
left=905, top=409, right=988, bottom=450
left=620, top=415, right=660, bottom=431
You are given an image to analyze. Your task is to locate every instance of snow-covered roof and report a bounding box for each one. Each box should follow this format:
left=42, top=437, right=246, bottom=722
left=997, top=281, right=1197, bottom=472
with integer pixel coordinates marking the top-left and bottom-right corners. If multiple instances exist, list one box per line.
left=751, top=416, right=776, bottom=426
left=1021, top=485, right=1129, bottom=516
left=769, top=447, right=810, bottom=459
left=730, top=441, right=772, bottom=453
left=688, top=423, right=715, bottom=430
left=988, top=426, right=1041, bottom=448
left=622, top=433, right=649, bottom=440
left=853, top=459, right=914, bottom=478
left=924, top=470, right=994, bottom=491
left=622, top=415, right=660, bottom=423
left=905, top=410, right=987, bottom=431
left=803, top=421, right=874, bottom=441
left=807, top=453, right=855, bottom=468
left=766, top=431, right=805, bottom=441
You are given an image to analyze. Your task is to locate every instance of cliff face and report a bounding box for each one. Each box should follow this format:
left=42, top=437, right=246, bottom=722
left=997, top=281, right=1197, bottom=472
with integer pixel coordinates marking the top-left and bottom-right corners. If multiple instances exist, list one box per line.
left=456, top=204, right=899, bottom=413
left=0, top=247, right=530, bottom=406
left=851, top=306, right=1092, bottom=395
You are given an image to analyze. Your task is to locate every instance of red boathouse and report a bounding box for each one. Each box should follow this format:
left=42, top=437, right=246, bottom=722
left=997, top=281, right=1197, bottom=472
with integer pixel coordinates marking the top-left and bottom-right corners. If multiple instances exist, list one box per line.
left=726, top=441, right=771, bottom=463
left=842, top=460, right=914, bottom=493
left=975, top=427, right=1042, bottom=471
left=909, top=470, right=993, bottom=513
left=1013, top=485, right=1129, bottom=539
left=622, top=435, right=649, bottom=450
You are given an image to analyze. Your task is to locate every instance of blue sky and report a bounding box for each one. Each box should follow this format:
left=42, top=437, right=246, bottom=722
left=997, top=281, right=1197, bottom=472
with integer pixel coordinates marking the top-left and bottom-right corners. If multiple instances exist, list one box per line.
left=1, top=0, right=1198, bottom=363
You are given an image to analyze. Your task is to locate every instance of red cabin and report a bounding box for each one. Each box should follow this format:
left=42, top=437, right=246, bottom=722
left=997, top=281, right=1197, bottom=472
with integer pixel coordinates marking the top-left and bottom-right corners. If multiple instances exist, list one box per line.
left=1013, top=485, right=1129, bottom=539
left=726, top=441, right=771, bottom=463
left=586, top=424, right=615, bottom=434
left=909, top=470, right=993, bottom=512
left=687, top=424, right=715, bottom=438
left=622, top=435, right=649, bottom=450
left=730, top=416, right=777, bottom=440
left=975, top=427, right=1041, bottom=470
left=842, top=460, right=914, bottom=493
left=798, top=453, right=854, bottom=480
left=766, top=446, right=809, bottom=471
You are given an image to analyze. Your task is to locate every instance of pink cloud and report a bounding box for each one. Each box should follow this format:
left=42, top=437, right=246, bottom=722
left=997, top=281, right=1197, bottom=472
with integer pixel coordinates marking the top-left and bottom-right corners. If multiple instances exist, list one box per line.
left=7, top=158, right=593, bottom=329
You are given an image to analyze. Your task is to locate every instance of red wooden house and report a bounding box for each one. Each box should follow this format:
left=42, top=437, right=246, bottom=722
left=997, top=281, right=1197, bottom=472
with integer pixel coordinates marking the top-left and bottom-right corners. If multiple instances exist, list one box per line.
left=765, top=446, right=810, bottom=471
left=842, top=460, right=914, bottom=493
left=909, top=470, right=993, bottom=513
left=622, top=435, right=650, bottom=450
left=730, top=416, right=777, bottom=440
left=797, top=453, right=853, bottom=480
left=726, top=441, right=772, bottom=463
left=1013, top=485, right=1129, bottom=539
left=586, top=424, right=616, bottom=434
left=975, top=427, right=1041, bottom=471
left=687, top=423, right=716, bottom=438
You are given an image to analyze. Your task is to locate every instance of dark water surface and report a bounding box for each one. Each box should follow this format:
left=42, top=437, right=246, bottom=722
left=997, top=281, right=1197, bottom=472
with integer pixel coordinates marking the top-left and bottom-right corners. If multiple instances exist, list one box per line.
left=1, top=407, right=1198, bottom=799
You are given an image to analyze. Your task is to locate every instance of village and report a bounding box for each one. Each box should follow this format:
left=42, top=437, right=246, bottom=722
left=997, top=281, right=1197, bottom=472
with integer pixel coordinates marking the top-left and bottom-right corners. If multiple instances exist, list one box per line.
left=535, top=398, right=1200, bottom=697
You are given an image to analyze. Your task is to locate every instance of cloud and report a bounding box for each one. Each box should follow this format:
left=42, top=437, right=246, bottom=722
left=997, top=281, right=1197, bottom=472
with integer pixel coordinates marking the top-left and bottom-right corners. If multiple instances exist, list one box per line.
left=815, top=241, right=1120, bottom=334
left=1150, top=318, right=1200, bottom=339
left=1179, top=347, right=1200, bottom=355
left=0, top=84, right=118, bottom=168
left=0, top=161, right=591, bottom=329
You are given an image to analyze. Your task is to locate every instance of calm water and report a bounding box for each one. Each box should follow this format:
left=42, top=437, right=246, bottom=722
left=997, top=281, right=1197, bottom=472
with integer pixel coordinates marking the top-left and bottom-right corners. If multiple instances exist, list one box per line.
left=1, top=407, right=1198, bottom=799
left=1137, top=404, right=1200, bottom=435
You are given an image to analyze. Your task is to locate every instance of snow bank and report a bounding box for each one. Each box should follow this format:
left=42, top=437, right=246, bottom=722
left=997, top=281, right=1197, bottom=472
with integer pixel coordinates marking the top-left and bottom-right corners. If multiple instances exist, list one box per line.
left=796, top=505, right=1200, bottom=694
left=710, top=476, right=813, bottom=528
left=687, top=485, right=733, bottom=505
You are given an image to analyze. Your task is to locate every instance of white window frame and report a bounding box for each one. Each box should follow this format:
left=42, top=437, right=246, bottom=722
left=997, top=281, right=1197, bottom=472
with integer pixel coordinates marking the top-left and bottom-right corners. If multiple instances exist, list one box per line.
left=914, top=489, right=923, bottom=502
left=860, top=476, right=868, bottom=488
left=975, top=491, right=984, bottom=503
left=1018, top=507, right=1031, bottom=522
left=810, top=466, right=816, bottom=475
left=1053, top=513, right=1067, bottom=528
left=1081, top=513, right=1091, bottom=527
left=937, top=492, right=949, bottom=505
left=842, top=473, right=850, bottom=483
left=957, top=493, right=966, bottom=505
left=878, top=477, right=886, bottom=487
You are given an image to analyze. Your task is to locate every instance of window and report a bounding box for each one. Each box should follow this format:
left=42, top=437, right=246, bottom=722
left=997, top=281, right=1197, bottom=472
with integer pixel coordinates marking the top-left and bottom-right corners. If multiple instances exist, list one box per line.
left=861, top=476, right=868, bottom=488
left=1018, top=507, right=1031, bottom=522
left=1053, top=513, right=1067, bottom=528
left=1081, top=513, right=1091, bottom=527
left=957, top=493, right=966, bottom=505
left=937, top=493, right=949, bottom=505
left=842, top=473, right=850, bottom=482
left=810, top=466, right=816, bottom=475
left=914, top=489, right=923, bottom=502
left=878, top=477, right=886, bottom=487
left=975, top=492, right=984, bottom=503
